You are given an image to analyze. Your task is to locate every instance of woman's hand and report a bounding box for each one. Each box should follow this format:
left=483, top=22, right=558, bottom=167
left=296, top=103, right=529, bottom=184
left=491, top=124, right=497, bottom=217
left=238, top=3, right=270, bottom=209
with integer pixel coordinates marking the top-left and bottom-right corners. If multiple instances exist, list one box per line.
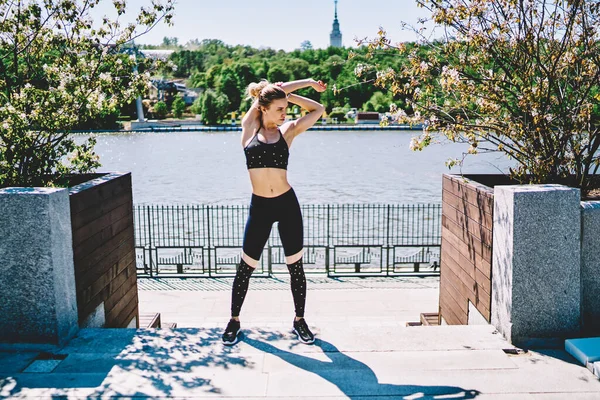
left=312, top=79, right=327, bottom=93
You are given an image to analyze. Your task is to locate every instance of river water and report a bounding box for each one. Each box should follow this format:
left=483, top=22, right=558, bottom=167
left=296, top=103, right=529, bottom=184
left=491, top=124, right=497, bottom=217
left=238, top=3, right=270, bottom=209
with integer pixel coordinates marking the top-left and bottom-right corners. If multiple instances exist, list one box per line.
left=89, top=129, right=513, bottom=205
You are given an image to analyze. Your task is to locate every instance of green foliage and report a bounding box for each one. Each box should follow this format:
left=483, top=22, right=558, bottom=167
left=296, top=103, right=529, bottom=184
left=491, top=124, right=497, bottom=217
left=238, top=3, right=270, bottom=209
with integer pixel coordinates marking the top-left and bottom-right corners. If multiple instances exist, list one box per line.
left=328, top=107, right=347, bottom=122
left=267, top=63, right=291, bottom=83
left=190, top=96, right=203, bottom=115
left=364, top=92, right=393, bottom=114
left=172, top=97, right=186, bottom=118
left=153, top=101, right=169, bottom=119
left=0, top=0, right=174, bottom=188
left=218, top=68, right=241, bottom=112
left=170, top=50, right=205, bottom=78
left=361, top=0, right=600, bottom=192
left=166, top=41, right=405, bottom=114
left=198, top=89, right=230, bottom=125
left=300, top=41, right=313, bottom=51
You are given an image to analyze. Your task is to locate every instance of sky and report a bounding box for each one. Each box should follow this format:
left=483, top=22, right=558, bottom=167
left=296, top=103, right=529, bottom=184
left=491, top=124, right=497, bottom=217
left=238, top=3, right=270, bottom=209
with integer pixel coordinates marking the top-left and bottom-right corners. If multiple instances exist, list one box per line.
left=92, top=0, right=432, bottom=51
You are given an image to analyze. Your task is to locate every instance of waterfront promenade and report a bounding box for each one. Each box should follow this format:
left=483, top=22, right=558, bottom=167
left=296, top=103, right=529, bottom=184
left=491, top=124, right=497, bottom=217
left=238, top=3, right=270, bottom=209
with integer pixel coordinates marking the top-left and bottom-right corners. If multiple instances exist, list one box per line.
left=0, top=276, right=599, bottom=399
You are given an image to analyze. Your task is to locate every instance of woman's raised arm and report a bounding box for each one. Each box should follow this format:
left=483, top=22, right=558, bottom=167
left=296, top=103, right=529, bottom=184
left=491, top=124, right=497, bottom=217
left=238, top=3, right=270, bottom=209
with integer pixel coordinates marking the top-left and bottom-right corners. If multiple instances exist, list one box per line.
left=278, top=79, right=326, bottom=95
left=240, top=100, right=261, bottom=146
left=284, top=94, right=325, bottom=141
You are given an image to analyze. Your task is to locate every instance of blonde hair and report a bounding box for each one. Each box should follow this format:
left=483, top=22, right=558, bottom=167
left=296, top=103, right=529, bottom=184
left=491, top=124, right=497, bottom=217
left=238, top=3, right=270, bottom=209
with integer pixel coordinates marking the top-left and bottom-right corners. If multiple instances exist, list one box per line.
left=246, top=79, right=287, bottom=110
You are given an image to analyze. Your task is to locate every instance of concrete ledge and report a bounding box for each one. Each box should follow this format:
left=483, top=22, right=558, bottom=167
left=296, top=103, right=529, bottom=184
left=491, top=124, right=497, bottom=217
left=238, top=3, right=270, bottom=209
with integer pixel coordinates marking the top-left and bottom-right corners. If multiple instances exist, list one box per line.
left=0, top=187, right=78, bottom=346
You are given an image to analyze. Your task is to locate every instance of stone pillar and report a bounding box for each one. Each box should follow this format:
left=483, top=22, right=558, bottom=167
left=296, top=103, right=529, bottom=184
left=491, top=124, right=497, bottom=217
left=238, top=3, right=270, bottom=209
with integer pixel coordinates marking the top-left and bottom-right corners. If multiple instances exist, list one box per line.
left=0, top=187, right=79, bottom=346
left=581, top=201, right=600, bottom=335
left=492, top=184, right=581, bottom=347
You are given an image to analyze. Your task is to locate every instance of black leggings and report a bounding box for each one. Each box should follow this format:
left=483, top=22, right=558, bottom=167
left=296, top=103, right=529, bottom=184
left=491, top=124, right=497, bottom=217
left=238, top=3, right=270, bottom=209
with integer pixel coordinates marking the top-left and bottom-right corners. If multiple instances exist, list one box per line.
left=230, top=188, right=306, bottom=318
left=243, top=188, right=303, bottom=260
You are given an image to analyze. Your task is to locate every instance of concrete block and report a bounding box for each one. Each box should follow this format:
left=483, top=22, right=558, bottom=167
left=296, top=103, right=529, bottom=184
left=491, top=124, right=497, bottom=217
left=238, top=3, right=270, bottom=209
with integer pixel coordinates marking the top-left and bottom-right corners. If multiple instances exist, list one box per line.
left=581, top=201, right=600, bottom=335
left=565, top=337, right=600, bottom=366
left=0, top=187, right=78, bottom=346
left=22, top=359, right=63, bottom=373
left=492, top=185, right=581, bottom=347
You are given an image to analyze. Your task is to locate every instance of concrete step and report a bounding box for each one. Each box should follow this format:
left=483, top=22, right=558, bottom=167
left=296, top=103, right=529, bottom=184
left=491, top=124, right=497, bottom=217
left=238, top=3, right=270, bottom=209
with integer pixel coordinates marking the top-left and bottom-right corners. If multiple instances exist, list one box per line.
left=2, top=325, right=600, bottom=398
left=139, top=312, right=161, bottom=328
left=420, top=312, right=439, bottom=326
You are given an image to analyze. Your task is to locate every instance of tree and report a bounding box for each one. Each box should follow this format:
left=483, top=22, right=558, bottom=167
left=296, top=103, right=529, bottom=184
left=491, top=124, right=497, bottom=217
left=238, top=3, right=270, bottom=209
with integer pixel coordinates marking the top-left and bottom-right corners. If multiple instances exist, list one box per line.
left=364, top=92, right=393, bottom=114
left=324, top=55, right=345, bottom=80
left=172, top=97, right=186, bottom=118
left=205, top=64, right=223, bottom=88
left=328, top=107, right=347, bottom=123
left=198, top=89, right=230, bottom=125
left=267, top=63, right=291, bottom=83
left=361, top=1, right=600, bottom=193
left=162, top=36, right=179, bottom=48
left=300, top=40, right=313, bottom=51
left=232, top=62, right=258, bottom=93
left=284, top=58, right=311, bottom=81
left=0, top=0, right=174, bottom=188
left=153, top=101, right=169, bottom=119
left=218, top=68, right=241, bottom=112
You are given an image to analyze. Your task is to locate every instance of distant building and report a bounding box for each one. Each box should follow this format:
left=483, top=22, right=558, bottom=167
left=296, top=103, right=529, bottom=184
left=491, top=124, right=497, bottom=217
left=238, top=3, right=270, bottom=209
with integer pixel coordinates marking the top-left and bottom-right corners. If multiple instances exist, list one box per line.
left=355, top=112, right=380, bottom=125
left=330, top=0, right=342, bottom=48
left=148, top=79, right=199, bottom=105
left=139, top=49, right=175, bottom=60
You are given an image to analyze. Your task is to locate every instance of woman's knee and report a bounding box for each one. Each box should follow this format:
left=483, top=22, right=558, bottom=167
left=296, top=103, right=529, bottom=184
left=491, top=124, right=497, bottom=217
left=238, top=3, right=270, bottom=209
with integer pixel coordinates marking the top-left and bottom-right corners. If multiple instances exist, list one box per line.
left=285, top=249, right=304, bottom=265
left=242, top=252, right=260, bottom=269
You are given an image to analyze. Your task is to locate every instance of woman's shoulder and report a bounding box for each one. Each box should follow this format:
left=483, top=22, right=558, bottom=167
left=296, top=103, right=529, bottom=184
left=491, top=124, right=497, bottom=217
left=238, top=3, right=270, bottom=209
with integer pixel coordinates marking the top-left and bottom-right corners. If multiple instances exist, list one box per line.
left=241, top=124, right=259, bottom=148
left=279, top=121, right=295, bottom=136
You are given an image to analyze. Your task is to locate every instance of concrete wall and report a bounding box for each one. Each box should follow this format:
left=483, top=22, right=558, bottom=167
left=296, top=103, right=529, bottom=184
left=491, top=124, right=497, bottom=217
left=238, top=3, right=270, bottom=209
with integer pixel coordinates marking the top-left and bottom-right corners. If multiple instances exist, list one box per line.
left=581, top=201, right=600, bottom=335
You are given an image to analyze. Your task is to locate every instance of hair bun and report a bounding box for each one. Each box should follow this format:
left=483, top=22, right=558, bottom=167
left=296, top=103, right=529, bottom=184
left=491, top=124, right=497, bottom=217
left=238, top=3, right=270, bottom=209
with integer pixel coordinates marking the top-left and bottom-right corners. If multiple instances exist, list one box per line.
left=247, top=79, right=270, bottom=99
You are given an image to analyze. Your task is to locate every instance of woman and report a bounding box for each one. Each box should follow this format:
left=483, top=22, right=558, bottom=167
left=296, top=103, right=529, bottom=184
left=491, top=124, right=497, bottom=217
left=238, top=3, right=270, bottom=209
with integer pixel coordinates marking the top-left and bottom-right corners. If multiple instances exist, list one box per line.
left=222, top=78, right=327, bottom=345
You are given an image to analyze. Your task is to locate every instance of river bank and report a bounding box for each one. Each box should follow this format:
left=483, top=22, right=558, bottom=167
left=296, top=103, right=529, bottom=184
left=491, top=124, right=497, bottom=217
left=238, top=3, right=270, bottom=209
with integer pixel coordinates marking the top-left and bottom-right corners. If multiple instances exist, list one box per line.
left=71, top=121, right=424, bottom=134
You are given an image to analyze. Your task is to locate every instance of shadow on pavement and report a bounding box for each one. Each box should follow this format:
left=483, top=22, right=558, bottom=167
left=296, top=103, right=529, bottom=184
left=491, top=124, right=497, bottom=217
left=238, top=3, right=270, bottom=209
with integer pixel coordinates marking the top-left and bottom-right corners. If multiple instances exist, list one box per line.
left=0, top=328, right=252, bottom=398
left=244, top=329, right=481, bottom=399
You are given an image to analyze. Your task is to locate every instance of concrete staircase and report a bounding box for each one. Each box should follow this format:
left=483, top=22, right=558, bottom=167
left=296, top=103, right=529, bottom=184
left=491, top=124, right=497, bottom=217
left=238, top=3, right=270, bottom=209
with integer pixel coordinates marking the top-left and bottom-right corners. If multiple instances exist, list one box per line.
left=2, top=278, right=598, bottom=398
left=1, top=324, right=600, bottom=398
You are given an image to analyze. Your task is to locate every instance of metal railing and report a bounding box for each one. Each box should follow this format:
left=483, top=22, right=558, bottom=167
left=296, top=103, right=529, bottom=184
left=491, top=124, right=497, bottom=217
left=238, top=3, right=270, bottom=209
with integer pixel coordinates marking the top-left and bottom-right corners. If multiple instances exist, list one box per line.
left=134, top=203, right=441, bottom=278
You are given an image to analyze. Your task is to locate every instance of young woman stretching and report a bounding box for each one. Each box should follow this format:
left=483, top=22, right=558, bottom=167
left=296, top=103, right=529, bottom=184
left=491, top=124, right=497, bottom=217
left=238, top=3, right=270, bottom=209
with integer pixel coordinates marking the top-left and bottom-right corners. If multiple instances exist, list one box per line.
left=222, top=78, right=327, bottom=345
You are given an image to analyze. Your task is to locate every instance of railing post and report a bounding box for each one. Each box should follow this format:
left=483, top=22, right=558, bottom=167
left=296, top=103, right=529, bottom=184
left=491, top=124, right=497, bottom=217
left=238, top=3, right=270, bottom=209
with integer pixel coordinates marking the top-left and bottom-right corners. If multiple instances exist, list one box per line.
left=206, top=205, right=212, bottom=276
left=147, top=205, right=154, bottom=278
left=326, top=204, right=331, bottom=274
left=267, top=244, right=272, bottom=276
left=386, top=204, right=391, bottom=276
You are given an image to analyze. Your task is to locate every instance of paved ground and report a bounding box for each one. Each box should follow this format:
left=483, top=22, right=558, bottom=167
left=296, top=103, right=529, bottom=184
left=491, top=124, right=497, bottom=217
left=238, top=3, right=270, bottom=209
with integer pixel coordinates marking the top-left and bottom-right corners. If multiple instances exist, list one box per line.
left=136, top=276, right=441, bottom=328
left=0, top=276, right=599, bottom=399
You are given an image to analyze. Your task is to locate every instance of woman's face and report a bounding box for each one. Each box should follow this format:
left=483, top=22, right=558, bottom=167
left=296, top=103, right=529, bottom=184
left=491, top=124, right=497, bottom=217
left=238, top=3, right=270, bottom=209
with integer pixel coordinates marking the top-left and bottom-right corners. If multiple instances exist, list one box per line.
left=261, top=98, right=288, bottom=126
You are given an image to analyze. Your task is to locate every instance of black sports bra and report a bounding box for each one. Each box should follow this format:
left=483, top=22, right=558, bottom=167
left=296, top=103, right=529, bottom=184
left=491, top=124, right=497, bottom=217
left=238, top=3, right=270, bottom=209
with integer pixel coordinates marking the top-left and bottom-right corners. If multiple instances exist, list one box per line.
left=244, top=129, right=289, bottom=170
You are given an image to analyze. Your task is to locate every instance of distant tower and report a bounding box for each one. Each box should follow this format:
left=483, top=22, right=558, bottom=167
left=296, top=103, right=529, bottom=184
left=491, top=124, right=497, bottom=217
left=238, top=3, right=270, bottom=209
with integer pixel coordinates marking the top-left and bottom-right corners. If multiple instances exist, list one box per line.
left=330, top=0, right=342, bottom=48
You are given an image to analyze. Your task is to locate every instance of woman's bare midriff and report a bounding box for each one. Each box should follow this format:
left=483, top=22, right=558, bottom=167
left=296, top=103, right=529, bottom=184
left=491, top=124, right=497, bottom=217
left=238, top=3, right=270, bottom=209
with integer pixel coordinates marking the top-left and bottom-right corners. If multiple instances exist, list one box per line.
left=248, top=168, right=291, bottom=197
